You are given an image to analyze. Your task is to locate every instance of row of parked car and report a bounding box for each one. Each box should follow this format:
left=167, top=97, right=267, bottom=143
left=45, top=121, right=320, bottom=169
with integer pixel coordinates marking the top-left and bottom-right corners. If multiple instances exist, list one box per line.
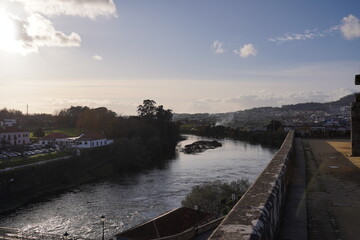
left=0, top=152, right=22, bottom=159
left=0, top=145, right=56, bottom=160
left=23, top=148, right=56, bottom=156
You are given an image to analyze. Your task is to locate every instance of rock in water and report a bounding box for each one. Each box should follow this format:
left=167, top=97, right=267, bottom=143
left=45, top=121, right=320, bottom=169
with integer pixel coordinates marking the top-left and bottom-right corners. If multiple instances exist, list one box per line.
left=182, top=140, right=222, bottom=154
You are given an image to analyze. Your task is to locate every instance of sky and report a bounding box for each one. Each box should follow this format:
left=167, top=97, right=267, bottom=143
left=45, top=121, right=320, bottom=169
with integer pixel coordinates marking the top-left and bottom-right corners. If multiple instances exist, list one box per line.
left=0, top=0, right=360, bottom=115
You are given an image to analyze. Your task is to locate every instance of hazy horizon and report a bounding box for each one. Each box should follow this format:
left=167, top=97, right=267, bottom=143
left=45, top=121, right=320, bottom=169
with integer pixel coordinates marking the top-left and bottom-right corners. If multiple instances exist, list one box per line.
left=1, top=0, right=359, bottom=115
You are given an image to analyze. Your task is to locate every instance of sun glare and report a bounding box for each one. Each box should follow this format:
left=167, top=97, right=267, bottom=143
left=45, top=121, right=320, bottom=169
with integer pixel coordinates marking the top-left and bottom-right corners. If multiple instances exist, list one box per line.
left=0, top=12, right=22, bottom=53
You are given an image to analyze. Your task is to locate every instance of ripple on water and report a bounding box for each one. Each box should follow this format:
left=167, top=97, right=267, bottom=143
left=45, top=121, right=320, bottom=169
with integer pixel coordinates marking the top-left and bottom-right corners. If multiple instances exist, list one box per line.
left=0, top=135, right=276, bottom=239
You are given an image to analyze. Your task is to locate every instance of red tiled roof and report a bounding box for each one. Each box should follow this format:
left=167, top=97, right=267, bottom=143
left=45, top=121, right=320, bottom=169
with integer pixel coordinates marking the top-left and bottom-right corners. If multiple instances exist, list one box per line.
left=42, top=132, right=70, bottom=139
left=76, top=132, right=106, bottom=141
left=0, top=127, right=28, bottom=133
left=115, top=207, right=213, bottom=240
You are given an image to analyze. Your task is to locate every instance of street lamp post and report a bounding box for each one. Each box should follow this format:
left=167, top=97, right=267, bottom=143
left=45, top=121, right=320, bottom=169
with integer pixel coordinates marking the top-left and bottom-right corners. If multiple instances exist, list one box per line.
left=194, top=205, right=199, bottom=226
left=100, top=215, right=105, bottom=240
left=194, top=205, right=200, bottom=235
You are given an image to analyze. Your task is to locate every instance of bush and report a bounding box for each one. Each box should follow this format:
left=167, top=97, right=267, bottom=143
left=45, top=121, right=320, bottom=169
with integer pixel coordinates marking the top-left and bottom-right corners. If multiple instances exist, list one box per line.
left=181, top=178, right=250, bottom=218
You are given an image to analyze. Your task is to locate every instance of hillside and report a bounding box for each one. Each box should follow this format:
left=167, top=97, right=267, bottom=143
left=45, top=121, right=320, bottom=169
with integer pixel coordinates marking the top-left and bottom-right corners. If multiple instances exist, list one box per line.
left=174, top=94, right=355, bottom=129
left=282, top=94, right=355, bottom=111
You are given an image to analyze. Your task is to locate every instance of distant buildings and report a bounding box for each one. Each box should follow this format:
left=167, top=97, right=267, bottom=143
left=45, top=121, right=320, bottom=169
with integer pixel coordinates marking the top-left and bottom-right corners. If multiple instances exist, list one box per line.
left=0, top=119, right=30, bottom=147
left=38, top=132, right=71, bottom=148
left=39, top=132, right=113, bottom=149
left=75, top=132, right=113, bottom=149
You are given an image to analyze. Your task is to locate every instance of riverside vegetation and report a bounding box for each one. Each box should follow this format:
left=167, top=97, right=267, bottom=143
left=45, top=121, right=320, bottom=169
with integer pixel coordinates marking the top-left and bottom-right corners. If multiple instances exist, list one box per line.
left=181, top=179, right=251, bottom=218
left=0, top=100, right=181, bottom=212
left=196, top=125, right=287, bottom=149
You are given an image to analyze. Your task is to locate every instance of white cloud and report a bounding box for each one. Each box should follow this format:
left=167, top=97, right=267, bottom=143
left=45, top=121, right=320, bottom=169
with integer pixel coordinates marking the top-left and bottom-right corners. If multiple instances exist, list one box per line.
left=0, top=0, right=117, bottom=55
left=0, top=12, right=81, bottom=55
left=12, top=0, right=117, bottom=19
left=340, top=14, right=360, bottom=40
left=211, top=40, right=225, bottom=54
left=268, top=27, right=341, bottom=44
left=233, top=43, right=257, bottom=58
left=93, top=55, right=102, bottom=60
left=269, top=30, right=324, bottom=43
left=269, top=14, right=360, bottom=43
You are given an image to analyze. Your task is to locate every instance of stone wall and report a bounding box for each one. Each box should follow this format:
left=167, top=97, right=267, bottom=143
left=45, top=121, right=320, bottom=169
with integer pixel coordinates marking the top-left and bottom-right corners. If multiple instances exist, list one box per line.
left=351, top=74, right=360, bottom=156
left=209, top=130, right=295, bottom=240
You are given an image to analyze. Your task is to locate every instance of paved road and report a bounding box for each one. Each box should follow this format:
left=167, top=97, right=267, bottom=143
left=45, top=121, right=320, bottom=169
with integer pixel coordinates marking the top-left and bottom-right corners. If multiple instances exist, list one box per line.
left=304, top=139, right=360, bottom=240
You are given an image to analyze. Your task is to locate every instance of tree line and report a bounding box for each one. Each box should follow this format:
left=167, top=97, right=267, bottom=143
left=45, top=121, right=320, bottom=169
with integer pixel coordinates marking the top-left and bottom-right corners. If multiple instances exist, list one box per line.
left=196, top=125, right=287, bottom=149
left=1, top=100, right=180, bottom=167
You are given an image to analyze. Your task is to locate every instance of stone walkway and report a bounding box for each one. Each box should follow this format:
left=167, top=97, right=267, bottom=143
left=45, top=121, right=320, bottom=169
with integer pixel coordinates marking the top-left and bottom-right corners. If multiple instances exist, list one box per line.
left=304, top=139, right=360, bottom=240
left=278, top=138, right=307, bottom=240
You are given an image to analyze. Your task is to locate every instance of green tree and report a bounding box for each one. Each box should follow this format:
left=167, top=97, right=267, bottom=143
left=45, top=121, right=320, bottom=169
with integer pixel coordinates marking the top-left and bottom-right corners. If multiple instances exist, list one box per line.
left=137, top=99, right=157, bottom=123
left=181, top=179, right=250, bottom=217
left=33, top=127, right=45, bottom=138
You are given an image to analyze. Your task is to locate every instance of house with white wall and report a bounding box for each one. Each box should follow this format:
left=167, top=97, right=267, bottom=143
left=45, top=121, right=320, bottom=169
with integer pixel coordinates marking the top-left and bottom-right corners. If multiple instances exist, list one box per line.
left=39, top=132, right=72, bottom=147
left=0, top=127, right=30, bottom=146
left=75, top=132, right=113, bottom=149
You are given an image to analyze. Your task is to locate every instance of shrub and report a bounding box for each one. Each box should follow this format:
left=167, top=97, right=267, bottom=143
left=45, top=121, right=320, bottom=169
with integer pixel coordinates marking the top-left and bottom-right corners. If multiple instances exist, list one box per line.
left=181, top=178, right=251, bottom=217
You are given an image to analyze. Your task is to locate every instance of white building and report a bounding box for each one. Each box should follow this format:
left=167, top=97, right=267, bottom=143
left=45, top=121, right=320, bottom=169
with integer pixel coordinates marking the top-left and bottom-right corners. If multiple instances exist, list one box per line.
left=75, top=133, right=113, bottom=149
left=39, top=132, right=72, bottom=147
left=0, top=119, right=17, bottom=127
left=0, top=127, right=30, bottom=146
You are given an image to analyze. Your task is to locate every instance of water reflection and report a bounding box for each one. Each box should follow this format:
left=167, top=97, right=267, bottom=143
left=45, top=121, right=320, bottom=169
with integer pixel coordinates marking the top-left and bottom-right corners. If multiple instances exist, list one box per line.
left=0, top=135, right=276, bottom=239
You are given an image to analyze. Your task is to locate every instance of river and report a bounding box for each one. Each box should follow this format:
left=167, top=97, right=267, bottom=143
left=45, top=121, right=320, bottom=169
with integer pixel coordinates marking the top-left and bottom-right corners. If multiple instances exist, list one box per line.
left=0, top=135, right=277, bottom=239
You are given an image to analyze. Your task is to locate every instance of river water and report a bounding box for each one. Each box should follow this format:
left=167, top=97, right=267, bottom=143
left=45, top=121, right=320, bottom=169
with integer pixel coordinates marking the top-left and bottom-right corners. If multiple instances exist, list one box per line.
left=0, top=135, right=277, bottom=239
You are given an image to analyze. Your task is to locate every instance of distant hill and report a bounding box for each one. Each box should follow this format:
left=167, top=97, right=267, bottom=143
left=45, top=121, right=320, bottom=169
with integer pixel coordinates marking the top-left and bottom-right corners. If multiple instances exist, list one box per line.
left=174, top=94, right=355, bottom=128
left=282, top=94, right=355, bottom=111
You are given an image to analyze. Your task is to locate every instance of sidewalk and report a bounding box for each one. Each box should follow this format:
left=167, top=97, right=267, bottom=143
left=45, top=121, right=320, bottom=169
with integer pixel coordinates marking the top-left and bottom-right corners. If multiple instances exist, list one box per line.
left=304, top=139, right=360, bottom=240
left=278, top=138, right=307, bottom=240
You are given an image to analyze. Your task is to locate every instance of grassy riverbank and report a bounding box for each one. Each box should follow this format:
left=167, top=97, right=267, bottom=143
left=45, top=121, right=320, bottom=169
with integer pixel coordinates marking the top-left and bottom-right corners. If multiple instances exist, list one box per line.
left=0, top=152, right=70, bottom=170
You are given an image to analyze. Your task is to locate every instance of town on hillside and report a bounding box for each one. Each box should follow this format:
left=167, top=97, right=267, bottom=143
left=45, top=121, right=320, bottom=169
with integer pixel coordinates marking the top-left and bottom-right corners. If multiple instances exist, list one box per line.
left=175, top=94, right=353, bottom=137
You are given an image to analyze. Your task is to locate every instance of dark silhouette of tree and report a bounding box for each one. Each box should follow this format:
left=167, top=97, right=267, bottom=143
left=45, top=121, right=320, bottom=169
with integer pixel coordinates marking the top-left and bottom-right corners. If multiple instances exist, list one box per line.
left=0, top=108, right=23, bottom=119
left=137, top=99, right=157, bottom=123
left=57, top=106, right=89, bottom=127
left=76, top=107, right=116, bottom=132
left=266, top=120, right=283, bottom=132
left=33, top=127, right=45, bottom=138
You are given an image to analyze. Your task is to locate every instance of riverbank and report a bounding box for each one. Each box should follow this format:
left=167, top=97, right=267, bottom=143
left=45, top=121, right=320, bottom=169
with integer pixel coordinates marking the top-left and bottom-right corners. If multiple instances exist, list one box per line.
left=0, top=134, right=182, bottom=214
left=0, top=154, right=117, bottom=214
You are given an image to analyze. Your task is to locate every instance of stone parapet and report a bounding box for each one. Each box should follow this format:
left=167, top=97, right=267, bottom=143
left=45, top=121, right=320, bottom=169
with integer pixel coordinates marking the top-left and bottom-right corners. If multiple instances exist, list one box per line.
left=208, top=130, right=295, bottom=240
left=351, top=101, right=360, bottom=156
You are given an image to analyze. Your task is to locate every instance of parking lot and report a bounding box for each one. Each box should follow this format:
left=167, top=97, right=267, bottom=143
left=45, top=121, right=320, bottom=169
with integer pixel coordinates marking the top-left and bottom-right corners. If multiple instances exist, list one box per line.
left=0, top=144, right=56, bottom=160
